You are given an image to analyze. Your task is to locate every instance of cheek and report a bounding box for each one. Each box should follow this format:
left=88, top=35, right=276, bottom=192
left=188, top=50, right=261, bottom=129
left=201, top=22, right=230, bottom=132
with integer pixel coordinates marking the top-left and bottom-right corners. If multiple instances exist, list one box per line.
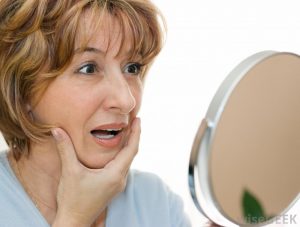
left=33, top=77, right=143, bottom=126
left=32, top=82, right=96, bottom=126
left=131, top=81, right=143, bottom=115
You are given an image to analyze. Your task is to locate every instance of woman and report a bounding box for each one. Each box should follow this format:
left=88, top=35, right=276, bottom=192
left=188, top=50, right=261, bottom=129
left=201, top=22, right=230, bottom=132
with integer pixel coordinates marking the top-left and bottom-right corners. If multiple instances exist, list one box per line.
left=0, top=0, right=191, bottom=226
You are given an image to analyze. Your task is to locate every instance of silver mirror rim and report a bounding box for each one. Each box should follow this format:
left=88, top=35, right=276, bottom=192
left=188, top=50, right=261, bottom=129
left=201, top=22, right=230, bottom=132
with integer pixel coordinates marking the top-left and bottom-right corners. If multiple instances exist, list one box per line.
left=188, top=50, right=300, bottom=226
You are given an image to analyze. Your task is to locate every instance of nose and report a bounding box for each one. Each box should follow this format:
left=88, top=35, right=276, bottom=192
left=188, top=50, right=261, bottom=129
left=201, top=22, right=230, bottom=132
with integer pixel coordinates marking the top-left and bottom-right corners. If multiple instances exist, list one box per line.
left=103, top=73, right=136, bottom=114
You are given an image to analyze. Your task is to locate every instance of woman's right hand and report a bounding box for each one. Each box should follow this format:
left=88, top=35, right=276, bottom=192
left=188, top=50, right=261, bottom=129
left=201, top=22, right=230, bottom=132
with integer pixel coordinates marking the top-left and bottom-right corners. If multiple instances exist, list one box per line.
left=51, top=118, right=141, bottom=227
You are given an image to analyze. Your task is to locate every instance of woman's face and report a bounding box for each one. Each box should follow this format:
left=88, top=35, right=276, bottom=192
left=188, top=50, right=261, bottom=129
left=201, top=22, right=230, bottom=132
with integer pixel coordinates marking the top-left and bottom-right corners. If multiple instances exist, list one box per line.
left=31, top=12, right=143, bottom=168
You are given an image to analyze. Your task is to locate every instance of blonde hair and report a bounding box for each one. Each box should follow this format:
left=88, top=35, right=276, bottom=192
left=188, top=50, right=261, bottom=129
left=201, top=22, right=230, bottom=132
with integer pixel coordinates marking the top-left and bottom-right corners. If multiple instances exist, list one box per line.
left=0, top=0, right=165, bottom=159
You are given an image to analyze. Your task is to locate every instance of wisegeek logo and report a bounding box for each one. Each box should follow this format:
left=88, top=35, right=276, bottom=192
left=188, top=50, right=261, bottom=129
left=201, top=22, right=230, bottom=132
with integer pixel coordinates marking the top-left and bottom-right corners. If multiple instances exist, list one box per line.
left=244, top=214, right=297, bottom=225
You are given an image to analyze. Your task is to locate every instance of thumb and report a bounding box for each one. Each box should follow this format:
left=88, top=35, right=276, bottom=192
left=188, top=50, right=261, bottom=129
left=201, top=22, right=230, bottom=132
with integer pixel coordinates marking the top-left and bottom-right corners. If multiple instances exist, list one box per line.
left=51, top=128, right=78, bottom=171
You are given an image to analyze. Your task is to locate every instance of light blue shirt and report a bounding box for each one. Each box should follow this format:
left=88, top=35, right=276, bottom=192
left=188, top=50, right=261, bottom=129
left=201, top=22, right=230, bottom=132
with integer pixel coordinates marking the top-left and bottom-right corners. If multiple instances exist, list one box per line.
left=0, top=152, right=191, bottom=227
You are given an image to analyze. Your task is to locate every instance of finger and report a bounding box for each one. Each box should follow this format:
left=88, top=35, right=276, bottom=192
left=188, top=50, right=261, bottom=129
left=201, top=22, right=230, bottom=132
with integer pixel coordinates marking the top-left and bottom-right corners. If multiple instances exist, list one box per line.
left=51, top=128, right=78, bottom=172
left=107, top=117, right=141, bottom=172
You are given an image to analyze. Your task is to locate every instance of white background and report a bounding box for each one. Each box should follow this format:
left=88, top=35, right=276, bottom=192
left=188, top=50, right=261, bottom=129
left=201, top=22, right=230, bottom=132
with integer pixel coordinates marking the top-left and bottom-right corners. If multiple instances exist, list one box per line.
left=1, top=0, right=300, bottom=226
left=134, top=0, right=300, bottom=226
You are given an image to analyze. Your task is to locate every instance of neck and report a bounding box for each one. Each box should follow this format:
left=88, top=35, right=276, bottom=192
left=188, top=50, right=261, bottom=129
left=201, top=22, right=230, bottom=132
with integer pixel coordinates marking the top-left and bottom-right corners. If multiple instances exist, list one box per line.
left=9, top=138, right=62, bottom=223
left=9, top=139, right=107, bottom=226
left=23, top=139, right=62, bottom=182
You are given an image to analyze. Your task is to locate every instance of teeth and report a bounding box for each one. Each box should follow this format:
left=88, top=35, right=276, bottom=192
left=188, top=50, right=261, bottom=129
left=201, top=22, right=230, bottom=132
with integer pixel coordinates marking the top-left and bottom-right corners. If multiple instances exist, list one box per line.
left=91, top=128, right=123, bottom=140
left=106, top=128, right=122, bottom=131
left=94, top=134, right=115, bottom=139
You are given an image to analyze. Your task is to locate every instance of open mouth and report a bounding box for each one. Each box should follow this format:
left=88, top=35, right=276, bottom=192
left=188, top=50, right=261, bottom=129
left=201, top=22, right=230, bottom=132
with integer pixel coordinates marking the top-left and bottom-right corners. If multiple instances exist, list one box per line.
left=91, top=128, right=124, bottom=140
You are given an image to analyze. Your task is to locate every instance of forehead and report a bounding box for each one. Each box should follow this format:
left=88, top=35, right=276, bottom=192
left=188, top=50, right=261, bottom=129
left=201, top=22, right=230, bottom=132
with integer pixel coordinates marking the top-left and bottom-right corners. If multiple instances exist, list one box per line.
left=75, top=9, right=133, bottom=56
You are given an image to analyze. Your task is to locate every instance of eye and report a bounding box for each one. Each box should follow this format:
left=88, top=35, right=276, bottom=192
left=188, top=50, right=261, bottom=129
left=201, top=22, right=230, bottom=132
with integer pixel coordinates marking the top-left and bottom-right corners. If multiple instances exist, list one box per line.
left=123, top=62, right=142, bottom=75
left=77, top=63, right=98, bottom=74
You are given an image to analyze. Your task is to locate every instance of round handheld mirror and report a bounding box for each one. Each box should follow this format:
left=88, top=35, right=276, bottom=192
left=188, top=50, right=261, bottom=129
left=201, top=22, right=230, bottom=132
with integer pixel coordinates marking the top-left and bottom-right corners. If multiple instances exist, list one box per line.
left=189, top=51, right=300, bottom=226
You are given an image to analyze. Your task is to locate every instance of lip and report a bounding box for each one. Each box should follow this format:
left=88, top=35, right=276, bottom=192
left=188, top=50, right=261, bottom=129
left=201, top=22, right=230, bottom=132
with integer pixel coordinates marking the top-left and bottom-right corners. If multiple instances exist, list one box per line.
left=91, top=122, right=128, bottom=131
left=91, top=122, right=128, bottom=148
left=92, top=131, right=124, bottom=148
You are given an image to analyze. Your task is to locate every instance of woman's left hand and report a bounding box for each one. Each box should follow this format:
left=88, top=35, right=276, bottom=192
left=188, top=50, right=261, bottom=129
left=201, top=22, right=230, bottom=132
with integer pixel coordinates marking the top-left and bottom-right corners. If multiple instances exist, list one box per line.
left=51, top=118, right=141, bottom=227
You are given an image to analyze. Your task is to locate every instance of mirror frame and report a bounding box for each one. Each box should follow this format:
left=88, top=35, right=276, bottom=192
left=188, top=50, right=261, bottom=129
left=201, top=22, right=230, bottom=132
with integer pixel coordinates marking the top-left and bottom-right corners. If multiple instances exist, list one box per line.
left=188, top=50, right=300, bottom=226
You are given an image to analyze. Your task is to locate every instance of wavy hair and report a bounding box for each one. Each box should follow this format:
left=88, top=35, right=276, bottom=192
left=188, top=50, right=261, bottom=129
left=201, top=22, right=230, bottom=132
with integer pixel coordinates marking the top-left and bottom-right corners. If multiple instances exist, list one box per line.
left=0, top=0, right=165, bottom=159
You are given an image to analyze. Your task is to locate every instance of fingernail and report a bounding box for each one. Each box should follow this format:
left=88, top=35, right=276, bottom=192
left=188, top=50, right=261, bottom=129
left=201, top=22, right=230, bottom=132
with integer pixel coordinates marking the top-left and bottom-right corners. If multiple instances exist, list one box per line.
left=51, top=128, right=63, bottom=141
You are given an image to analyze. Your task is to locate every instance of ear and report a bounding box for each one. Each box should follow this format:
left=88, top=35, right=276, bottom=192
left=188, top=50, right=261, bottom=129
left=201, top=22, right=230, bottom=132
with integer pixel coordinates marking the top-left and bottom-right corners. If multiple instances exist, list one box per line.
left=25, top=103, right=34, bottom=121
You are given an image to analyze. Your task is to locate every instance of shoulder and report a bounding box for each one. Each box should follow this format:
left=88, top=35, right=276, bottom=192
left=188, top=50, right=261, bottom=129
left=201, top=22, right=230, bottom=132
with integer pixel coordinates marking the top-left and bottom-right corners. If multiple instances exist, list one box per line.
left=106, top=169, right=191, bottom=227
left=0, top=150, right=8, bottom=167
left=128, top=170, right=188, bottom=215
left=127, top=169, right=168, bottom=195
left=0, top=151, right=49, bottom=226
left=0, top=151, right=13, bottom=180
left=126, top=170, right=183, bottom=207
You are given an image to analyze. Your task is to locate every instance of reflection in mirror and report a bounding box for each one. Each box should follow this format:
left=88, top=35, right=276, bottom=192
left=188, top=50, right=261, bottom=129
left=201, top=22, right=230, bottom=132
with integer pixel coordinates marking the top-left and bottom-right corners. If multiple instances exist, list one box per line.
left=189, top=51, right=300, bottom=226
